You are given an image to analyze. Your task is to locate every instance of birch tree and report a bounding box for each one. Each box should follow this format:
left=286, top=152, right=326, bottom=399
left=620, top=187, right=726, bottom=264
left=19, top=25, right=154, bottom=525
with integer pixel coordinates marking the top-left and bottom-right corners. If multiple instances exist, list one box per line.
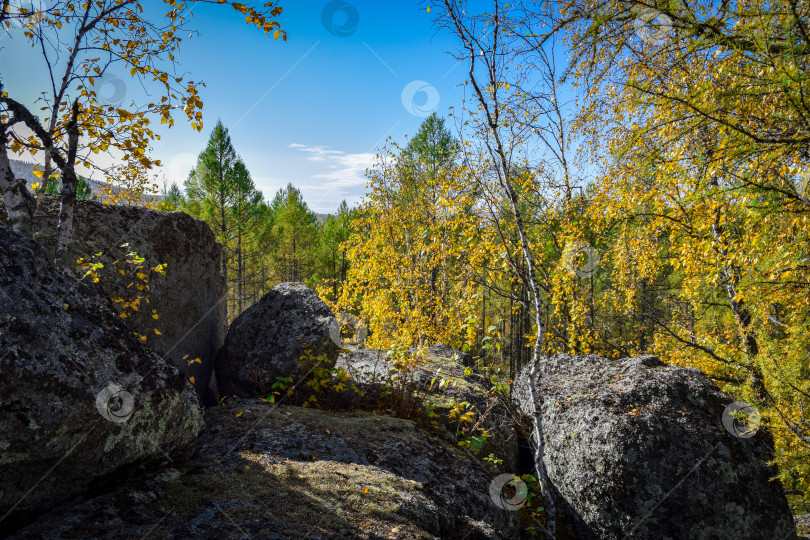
left=0, top=0, right=285, bottom=260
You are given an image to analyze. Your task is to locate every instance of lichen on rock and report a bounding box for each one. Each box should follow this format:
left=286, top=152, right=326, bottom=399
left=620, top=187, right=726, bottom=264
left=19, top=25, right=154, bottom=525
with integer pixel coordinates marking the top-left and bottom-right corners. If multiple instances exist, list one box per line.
left=512, top=353, right=796, bottom=539
left=0, top=224, right=203, bottom=531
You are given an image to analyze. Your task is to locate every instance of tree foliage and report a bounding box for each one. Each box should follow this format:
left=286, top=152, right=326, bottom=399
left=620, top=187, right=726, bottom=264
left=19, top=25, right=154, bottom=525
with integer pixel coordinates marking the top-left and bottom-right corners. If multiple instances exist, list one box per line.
left=410, top=0, right=810, bottom=517
left=0, top=0, right=285, bottom=257
left=184, top=121, right=269, bottom=324
left=269, top=183, right=319, bottom=283
left=555, top=0, right=810, bottom=509
left=334, top=114, right=492, bottom=352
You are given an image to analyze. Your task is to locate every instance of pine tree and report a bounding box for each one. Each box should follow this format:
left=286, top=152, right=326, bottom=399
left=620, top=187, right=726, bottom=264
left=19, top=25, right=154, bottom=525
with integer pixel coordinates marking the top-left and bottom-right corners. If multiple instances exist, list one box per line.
left=160, top=182, right=185, bottom=211
left=317, top=200, right=353, bottom=299
left=228, top=159, right=268, bottom=315
left=269, top=183, right=319, bottom=283
left=184, top=120, right=239, bottom=324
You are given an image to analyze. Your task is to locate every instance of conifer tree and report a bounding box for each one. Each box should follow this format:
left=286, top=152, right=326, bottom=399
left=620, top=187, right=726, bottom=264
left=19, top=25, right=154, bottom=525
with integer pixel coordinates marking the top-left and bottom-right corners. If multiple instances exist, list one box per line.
left=185, top=121, right=239, bottom=323
left=269, top=183, right=320, bottom=283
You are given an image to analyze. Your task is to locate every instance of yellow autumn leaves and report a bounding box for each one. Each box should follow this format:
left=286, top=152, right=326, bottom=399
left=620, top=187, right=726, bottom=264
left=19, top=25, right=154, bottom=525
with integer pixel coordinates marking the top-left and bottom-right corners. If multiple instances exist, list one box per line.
left=559, top=0, right=810, bottom=510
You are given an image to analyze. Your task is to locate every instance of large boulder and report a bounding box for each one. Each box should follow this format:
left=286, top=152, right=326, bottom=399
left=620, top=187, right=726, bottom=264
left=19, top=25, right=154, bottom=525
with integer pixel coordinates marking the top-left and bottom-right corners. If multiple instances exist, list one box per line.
left=10, top=399, right=521, bottom=539
left=0, top=224, right=203, bottom=532
left=215, top=282, right=340, bottom=397
left=31, top=196, right=226, bottom=402
left=512, top=353, right=796, bottom=539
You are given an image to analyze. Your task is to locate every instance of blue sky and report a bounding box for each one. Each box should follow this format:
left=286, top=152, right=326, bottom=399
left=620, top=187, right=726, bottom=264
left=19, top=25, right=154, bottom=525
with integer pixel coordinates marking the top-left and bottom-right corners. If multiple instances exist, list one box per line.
left=1, top=1, right=470, bottom=213
left=187, top=0, right=467, bottom=212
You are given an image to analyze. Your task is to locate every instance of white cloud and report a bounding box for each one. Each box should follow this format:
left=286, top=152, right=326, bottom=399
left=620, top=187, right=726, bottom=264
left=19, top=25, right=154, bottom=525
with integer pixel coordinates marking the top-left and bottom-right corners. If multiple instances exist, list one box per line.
left=284, top=143, right=377, bottom=212
left=289, top=143, right=374, bottom=189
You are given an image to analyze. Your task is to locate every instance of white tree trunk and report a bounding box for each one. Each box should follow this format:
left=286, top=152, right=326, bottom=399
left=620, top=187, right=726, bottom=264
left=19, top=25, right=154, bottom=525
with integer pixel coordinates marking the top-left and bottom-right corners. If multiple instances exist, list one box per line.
left=0, top=132, right=35, bottom=236
left=55, top=102, right=81, bottom=261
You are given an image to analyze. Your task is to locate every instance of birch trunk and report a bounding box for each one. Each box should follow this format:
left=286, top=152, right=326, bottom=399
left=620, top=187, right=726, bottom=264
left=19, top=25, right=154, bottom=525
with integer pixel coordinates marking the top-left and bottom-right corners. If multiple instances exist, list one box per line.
left=55, top=101, right=81, bottom=261
left=0, top=130, right=35, bottom=235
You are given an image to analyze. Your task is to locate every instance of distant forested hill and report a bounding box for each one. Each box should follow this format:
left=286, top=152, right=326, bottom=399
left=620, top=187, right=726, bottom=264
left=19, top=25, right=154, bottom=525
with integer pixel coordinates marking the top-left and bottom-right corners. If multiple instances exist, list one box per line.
left=9, top=159, right=38, bottom=184
left=9, top=159, right=163, bottom=203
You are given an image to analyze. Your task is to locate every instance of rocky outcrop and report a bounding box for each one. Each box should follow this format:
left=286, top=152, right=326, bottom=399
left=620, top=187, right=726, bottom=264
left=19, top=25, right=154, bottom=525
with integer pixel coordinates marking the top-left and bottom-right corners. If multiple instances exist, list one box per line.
left=0, top=224, right=203, bottom=532
left=10, top=399, right=521, bottom=539
left=31, top=196, right=225, bottom=401
left=335, top=346, right=522, bottom=472
left=512, top=353, right=796, bottom=539
left=215, top=282, right=340, bottom=398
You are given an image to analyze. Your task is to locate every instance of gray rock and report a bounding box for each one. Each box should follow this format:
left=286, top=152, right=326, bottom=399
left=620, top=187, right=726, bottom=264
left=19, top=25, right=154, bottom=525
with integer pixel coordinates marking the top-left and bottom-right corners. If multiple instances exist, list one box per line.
left=512, top=353, right=796, bottom=539
left=31, top=196, right=226, bottom=402
left=795, top=513, right=810, bottom=539
left=418, top=343, right=474, bottom=368
left=335, top=347, right=395, bottom=384
left=0, top=224, right=203, bottom=531
left=215, top=282, right=340, bottom=397
left=10, top=399, right=520, bottom=539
